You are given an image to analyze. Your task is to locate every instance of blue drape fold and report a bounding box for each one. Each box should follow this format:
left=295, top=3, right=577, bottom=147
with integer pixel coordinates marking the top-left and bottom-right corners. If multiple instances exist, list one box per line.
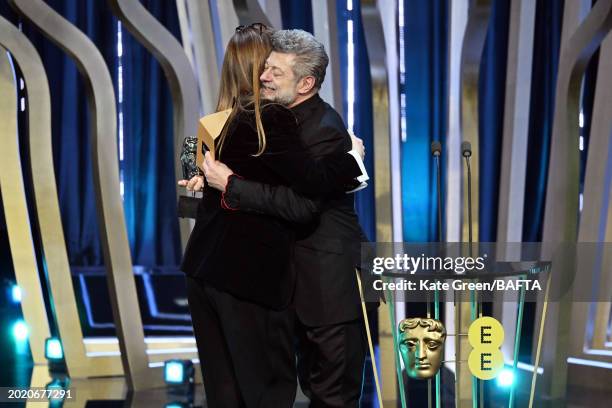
left=522, top=0, right=564, bottom=242
left=478, top=0, right=510, bottom=242
left=280, top=0, right=314, bottom=32
left=19, top=0, right=118, bottom=266
left=12, top=0, right=182, bottom=267
left=401, top=0, right=449, bottom=242
left=336, top=1, right=376, bottom=241
left=120, top=0, right=182, bottom=266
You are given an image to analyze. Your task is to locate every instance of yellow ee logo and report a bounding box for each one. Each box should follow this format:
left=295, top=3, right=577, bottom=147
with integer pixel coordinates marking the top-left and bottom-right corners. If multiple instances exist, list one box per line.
left=467, top=316, right=504, bottom=380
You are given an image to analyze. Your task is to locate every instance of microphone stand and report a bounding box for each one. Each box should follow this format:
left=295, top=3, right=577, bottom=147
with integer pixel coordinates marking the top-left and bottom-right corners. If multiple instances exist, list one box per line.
left=462, top=141, right=479, bottom=407
left=431, top=141, right=443, bottom=408
left=465, top=155, right=473, bottom=255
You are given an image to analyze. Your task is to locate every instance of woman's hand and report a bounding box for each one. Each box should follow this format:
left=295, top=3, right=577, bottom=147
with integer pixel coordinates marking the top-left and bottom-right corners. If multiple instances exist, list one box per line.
left=351, top=134, right=365, bottom=160
left=177, top=175, right=204, bottom=192
left=202, top=151, right=234, bottom=192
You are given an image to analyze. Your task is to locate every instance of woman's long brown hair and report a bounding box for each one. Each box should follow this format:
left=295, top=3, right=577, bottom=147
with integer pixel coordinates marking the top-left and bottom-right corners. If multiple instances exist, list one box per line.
left=216, top=24, right=272, bottom=158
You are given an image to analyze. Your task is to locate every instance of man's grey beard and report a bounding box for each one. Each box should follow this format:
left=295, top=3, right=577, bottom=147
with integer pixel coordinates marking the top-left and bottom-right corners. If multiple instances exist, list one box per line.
left=263, top=92, right=295, bottom=107
left=275, top=94, right=297, bottom=106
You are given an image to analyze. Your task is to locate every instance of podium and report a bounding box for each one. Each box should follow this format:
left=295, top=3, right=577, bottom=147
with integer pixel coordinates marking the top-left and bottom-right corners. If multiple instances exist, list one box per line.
left=361, top=242, right=552, bottom=407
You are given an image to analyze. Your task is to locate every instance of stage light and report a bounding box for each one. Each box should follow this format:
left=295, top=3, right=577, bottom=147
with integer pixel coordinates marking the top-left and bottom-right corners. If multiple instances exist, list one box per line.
left=12, top=320, right=29, bottom=342
left=45, top=338, right=64, bottom=360
left=496, top=368, right=515, bottom=388
left=11, top=285, right=22, bottom=303
left=45, top=378, right=69, bottom=407
left=164, top=359, right=195, bottom=395
left=164, top=359, right=194, bottom=384
left=165, top=404, right=187, bottom=408
left=165, top=360, right=185, bottom=384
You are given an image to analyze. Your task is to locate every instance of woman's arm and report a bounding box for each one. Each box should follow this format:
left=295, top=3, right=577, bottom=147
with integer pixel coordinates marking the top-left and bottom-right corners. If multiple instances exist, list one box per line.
left=223, top=177, right=322, bottom=224
left=201, top=155, right=322, bottom=223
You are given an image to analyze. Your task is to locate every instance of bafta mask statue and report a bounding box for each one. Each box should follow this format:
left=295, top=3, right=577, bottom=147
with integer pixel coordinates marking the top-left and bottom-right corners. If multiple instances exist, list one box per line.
left=398, top=318, right=447, bottom=379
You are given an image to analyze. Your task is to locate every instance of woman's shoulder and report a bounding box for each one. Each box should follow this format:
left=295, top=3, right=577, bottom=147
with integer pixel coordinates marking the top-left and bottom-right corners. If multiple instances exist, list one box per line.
left=232, top=102, right=296, bottom=124
left=261, top=102, right=297, bottom=127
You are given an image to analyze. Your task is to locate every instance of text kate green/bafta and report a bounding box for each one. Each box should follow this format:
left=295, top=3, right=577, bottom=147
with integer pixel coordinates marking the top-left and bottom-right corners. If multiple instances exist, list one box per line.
left=372, top=279, right=542, bottom=292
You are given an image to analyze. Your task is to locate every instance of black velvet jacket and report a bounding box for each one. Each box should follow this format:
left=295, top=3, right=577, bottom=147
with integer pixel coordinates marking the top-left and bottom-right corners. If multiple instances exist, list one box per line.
left=180, top=102, right=361, bottom=309
left=222, top=94, right=371, bottom=325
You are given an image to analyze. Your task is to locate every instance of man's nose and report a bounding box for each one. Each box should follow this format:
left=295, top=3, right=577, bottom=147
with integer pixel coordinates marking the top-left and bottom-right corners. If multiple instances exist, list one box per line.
left=260, top=69, right=271, bottom=82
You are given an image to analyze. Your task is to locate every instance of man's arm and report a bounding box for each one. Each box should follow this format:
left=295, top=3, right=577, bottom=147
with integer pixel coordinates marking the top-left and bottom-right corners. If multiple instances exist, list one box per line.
left=255, top=105, right=367, bottom=195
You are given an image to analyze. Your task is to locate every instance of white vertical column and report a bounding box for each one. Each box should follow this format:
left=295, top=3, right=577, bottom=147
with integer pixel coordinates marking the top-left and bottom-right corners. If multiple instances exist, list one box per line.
left=215, top=0, right=241, bottom=51
left=539, top=0, right=609, bottom=400
left=312, top=0, right=344, bottom=117
left=495, top=0, right=536, bottom=360
left=373, top=0, right=402, bottom=402
left=444, top=0, right=468, bottom=374
left=379, top=0, right=402, bottom=244
left=582, top=34, right=612, bottom=353
left=258, top=0, right=282, bottom=28
left=177, top=0, right=223, bottom=115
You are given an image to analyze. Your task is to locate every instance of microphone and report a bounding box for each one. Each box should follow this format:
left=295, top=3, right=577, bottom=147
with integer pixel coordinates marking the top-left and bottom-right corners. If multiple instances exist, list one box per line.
left=431, top=141, right=443, bottom=241
left=461, top=141, right=472, bottom=157
left=462, top=141, right=473, bottom=253
left=431, top=141, right=442, bottom=157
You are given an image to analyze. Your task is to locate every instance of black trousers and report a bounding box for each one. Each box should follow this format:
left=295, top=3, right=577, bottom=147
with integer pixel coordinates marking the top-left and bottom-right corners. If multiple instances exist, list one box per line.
left=296, top=318, right=367, bottom=408
left=186, top=276, right=297, bottom=408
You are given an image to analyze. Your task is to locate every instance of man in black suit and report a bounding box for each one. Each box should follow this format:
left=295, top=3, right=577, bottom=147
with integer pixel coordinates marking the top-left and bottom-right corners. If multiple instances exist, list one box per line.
left=202, top=29, right=372, bottom=407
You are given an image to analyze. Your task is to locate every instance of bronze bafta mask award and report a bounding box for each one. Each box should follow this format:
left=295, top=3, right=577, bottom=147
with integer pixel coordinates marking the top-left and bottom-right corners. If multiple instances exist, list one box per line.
left=398, top=318, right=447, bottom=380
left=177, top=108, right=232, bottom=219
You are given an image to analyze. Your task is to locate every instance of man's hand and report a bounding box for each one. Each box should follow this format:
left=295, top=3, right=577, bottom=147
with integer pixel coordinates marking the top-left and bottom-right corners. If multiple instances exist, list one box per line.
left=178, top=175, right=204, bottom=192
left=351, top=135, right=365, bottom=160
left=202, top=151, right=234, bottom=192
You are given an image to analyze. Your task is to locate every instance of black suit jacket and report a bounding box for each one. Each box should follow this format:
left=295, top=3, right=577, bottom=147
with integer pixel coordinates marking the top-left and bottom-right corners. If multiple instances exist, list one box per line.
left=180, top=102, right=362, bottom=310
left=224, top=94, right=369, bottom=325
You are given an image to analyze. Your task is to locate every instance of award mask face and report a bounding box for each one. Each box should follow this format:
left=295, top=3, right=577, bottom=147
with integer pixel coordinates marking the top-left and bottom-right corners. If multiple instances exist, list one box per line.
left=398, top=318, right=446, bottom=379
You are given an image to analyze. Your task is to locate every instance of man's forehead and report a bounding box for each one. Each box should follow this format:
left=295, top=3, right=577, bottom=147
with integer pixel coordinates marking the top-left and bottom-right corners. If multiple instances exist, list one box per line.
left=266, top=51, right=296, bottom=66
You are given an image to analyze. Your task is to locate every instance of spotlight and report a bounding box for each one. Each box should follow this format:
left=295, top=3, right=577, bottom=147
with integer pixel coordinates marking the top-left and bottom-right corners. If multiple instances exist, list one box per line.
left=12, top=320, right=29, bottom=342
left=45, top=338, right=64, bottom=360
left=11, top=285, right=22, bottom=303
left=45, top=338, right=67, bottom=372
left=45, top=378, right=69, bottom=407
left=164, top=359, right=195, bottom=395
left=496, top=368, right=515, bottom=388
left=165, top=360, right=186, bottom=384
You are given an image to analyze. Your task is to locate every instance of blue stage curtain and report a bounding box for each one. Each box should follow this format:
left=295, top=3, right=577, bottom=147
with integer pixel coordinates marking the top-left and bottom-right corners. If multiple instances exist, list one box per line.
left=119, top=1, right=182, bottom=267
left=478, top=0, right=510, bottom=242
left=16, top=0, right=119, bottom=267
left=336, top=1, right=376, bottom=241
left=401, top=0, right=449, bottom=242
left=522, top=0, right=564, bottom=241
left=11, top=0, right=181, bottom=267
left=279, top=0, right=313, bottom=32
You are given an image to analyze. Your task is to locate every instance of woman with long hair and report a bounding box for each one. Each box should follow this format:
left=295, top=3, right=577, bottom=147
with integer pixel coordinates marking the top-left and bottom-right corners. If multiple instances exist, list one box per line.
left=181, top=24, right=363, bottom=407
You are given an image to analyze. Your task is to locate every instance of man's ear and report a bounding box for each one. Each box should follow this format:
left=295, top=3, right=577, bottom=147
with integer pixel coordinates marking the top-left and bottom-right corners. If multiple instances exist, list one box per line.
left=297, top=76, right=316, bottom=95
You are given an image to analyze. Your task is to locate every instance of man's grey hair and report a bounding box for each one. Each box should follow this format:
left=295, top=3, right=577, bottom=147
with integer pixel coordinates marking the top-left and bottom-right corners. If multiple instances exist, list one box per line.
left=271, top=29, right=328, bottom=89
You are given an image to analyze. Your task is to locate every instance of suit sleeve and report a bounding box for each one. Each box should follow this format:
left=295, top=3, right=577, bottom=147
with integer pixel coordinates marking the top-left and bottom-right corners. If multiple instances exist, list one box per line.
left=260, top=105, right=362, bottom=195
left=223, top=177, right=322, bottom=224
